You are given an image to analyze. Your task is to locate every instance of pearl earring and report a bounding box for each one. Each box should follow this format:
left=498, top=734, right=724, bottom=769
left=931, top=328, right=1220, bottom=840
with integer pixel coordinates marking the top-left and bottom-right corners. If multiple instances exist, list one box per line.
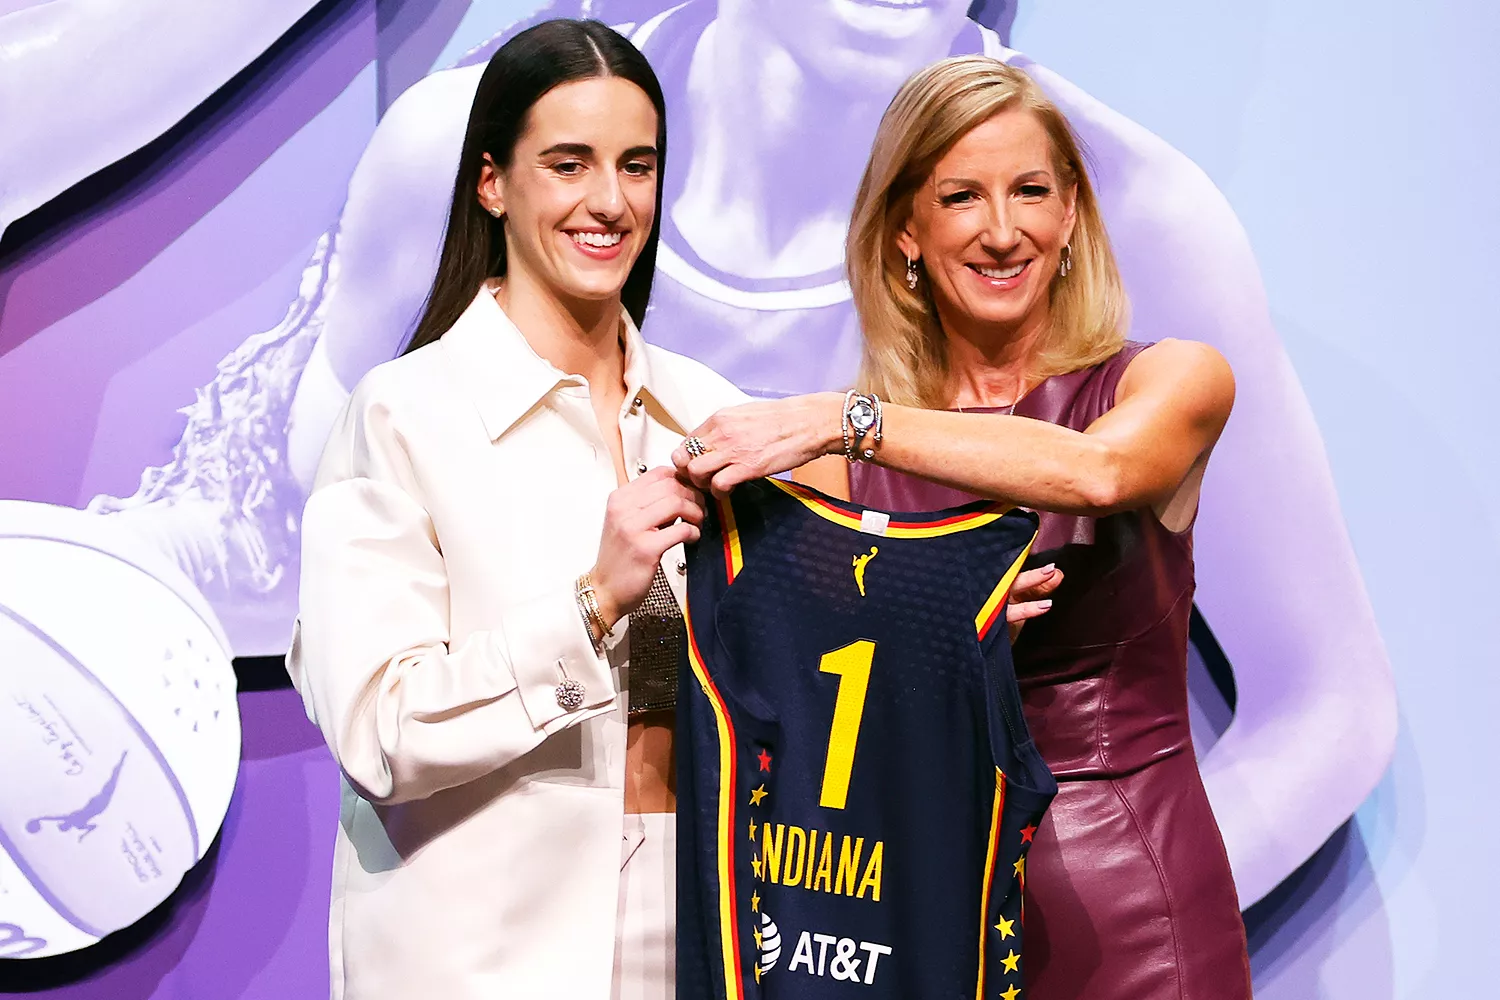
left=1059, top=243, right=1073, bottom=277
left=905, top=255, right=919, bottom=290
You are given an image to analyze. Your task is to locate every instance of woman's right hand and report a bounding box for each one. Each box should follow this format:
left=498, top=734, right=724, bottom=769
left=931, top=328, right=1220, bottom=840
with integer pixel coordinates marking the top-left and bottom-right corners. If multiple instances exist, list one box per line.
left=589, top=467, right=706, bottom=630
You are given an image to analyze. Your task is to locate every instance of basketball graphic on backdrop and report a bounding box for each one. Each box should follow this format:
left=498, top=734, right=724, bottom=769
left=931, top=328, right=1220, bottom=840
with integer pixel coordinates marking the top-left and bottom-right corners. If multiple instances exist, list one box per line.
left=0, top=501, right=240, bottom=959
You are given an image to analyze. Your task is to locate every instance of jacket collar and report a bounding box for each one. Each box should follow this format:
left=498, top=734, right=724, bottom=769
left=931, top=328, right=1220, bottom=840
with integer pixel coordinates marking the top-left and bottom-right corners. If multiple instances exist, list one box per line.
left=439, top=285, right=697, bottom=440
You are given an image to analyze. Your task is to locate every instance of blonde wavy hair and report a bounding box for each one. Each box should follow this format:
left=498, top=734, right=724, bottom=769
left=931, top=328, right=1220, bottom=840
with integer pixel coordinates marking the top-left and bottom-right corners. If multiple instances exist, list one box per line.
left=848, top=56, right=1128, bottom=407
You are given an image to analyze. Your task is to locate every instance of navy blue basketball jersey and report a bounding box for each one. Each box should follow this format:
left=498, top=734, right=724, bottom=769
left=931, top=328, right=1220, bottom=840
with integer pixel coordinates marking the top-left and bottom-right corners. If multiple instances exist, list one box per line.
left=676, top=479, right=1058, bottom=1000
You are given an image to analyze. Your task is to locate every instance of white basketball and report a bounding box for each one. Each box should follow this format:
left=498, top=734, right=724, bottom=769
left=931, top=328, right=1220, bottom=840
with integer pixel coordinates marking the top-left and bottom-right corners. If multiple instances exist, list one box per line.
left=758, top=910, right=782, bottom=973
left=0, top=501, right=240, bottom=958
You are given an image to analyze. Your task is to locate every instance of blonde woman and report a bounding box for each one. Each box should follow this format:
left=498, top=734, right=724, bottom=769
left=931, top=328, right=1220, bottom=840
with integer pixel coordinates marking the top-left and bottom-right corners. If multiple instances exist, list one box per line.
left=675, top=57, right=1252, bottom=998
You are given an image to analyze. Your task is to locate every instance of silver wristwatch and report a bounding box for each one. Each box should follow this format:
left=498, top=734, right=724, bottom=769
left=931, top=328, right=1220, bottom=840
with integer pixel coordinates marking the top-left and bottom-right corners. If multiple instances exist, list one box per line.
left=842, top=390, right=884, bottom=462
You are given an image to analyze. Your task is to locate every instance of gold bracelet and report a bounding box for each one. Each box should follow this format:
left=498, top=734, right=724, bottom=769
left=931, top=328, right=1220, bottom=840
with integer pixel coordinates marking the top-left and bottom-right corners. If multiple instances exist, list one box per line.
left=575, top=573, right=613, bottom=646
left=574, top=582, right=599, bottom=646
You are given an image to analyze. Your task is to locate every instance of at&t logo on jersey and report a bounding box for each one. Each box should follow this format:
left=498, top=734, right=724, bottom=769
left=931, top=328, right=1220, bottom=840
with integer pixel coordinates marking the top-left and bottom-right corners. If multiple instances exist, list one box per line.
left=755, top=910, right=782, bottom=976
left=758, top=916, right=893, bottom=987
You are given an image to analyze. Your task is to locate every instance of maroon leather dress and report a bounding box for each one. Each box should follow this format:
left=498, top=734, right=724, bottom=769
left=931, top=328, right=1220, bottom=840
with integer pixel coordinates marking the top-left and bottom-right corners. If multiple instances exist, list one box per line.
left=849, top=344, right=1251, bottom=1000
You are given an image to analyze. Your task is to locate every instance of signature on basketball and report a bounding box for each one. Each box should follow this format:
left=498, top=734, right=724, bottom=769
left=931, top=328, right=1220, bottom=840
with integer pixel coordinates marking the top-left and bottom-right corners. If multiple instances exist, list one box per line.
left=12, top=695, right=87, bottom=775
left=25, top=751, right=128, bottom=843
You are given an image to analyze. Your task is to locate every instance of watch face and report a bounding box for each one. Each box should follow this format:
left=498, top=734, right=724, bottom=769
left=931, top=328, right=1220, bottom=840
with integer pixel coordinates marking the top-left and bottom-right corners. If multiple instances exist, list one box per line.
left=849, top=400, right=876, bottom=432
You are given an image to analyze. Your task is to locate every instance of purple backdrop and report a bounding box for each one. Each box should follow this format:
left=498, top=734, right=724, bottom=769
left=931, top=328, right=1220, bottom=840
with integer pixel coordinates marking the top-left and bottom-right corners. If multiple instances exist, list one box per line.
left=2, top=0, right=1493, bottom=996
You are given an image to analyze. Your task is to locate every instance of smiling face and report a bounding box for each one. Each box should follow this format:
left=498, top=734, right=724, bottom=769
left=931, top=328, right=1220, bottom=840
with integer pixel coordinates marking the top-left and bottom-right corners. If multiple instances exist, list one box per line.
left=896, top=107, right=1077, bottom=341
left=478, top=76, right=660, bottom=309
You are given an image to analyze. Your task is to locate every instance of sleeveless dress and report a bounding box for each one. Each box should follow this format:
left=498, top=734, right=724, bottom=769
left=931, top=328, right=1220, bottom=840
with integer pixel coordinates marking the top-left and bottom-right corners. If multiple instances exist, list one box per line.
left=848, top=344, right=1252, bottom=1000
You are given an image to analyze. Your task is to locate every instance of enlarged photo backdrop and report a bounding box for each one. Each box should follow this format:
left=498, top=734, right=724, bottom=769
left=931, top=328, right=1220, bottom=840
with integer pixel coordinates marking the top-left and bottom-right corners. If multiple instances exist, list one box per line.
left=0, top=1, right=1493, bottom=997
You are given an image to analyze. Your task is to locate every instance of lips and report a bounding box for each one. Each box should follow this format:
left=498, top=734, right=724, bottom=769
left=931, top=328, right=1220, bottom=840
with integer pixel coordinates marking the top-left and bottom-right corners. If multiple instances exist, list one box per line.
left=964, top=258, right=1032, bottom=290
left=566, top=229, right=627, bottom=261
left=569, top=230, right=623, bottom=248
left=972, top=261, right=1026, bottom=280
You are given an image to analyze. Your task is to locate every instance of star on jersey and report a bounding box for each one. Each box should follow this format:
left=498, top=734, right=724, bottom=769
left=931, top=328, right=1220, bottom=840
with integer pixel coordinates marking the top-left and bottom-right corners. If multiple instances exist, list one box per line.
left=750, top=784, right=768, bottom=806
left=1001, top=950, right=1021, bottom=973
left=749, top=819, right=758, bottom=841
left=1020, top=824, right=1038, bottom=844
left=1000, top=985, right=1021, bottom=1000
left=757, top=748, right=773, bottom=771
left=751, top=891, right=761, bottom=912
left=752, top=855, right=764, bottom=879
left=995, top=915, right=1016, bottom=939
left=1013, top=857, right=1026, bottom=878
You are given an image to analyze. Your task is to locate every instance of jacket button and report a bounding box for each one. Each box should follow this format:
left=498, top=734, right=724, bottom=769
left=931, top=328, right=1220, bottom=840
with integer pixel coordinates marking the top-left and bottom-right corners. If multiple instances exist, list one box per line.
left=676, top=559, right=687, bottom=575
left=631, top=396, right=643, bottom=410
left=555, top=678, right=585, bottom=711
left=635, top=461, right=648, bottom=475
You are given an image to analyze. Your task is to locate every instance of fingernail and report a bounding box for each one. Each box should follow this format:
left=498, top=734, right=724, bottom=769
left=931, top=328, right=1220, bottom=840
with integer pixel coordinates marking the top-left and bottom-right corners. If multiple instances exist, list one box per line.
left=1038, top=600, right=1053, bottom=609
left=1041, top=563, right=1057, bottom=574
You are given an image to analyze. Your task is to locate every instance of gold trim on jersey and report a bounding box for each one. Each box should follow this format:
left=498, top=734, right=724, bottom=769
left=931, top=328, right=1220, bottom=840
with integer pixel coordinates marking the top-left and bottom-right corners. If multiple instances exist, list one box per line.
left=975, top=768, right=1007, bottom=999
left=975, top=540, right=1035, bottom=640
left=769, top=479, right=1013, bottom=538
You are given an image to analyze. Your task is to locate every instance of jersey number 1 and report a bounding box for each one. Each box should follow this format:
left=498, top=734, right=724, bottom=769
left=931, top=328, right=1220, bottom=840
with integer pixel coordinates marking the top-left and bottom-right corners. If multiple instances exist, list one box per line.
left=818, top=639, right=875, bottom=810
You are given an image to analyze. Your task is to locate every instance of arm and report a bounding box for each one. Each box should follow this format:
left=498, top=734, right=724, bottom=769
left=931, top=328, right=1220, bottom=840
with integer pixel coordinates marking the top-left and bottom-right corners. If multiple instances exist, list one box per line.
left=1023, top=56, right=1397, bottom=904
left=284, top=66, right=486, bottom=490
left=1112, top=160, right=1398, bottom=906
left=287, top=389, right=618, bottom=806
left=867, top=340, right=1231, bottom=516
left=679, top=339, right=1234, bottom=521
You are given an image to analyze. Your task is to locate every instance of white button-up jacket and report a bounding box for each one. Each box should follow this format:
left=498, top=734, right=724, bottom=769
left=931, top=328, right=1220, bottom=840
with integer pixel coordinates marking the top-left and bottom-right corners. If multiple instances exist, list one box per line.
left=287, top=286, right=745, bottom=999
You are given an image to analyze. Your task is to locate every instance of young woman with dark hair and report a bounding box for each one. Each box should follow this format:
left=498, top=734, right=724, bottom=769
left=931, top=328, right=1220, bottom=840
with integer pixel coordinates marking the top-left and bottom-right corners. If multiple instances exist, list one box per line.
left=286, top=20, right=744, bottom=999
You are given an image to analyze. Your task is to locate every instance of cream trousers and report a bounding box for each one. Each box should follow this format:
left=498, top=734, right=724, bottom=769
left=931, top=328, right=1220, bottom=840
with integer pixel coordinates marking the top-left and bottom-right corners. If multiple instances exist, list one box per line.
left=612, top=812, right=675, bottom=1000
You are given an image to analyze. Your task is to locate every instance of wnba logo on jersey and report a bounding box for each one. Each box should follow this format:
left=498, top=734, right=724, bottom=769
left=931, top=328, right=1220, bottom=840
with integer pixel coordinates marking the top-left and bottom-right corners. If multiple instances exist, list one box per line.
left=851, top=547, right=879, bottom=597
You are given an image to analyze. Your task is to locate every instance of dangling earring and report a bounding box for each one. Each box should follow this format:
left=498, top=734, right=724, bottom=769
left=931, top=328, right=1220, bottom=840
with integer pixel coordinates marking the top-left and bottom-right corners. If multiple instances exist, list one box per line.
left=1058, top=243, right=1073, bottom=278
left=905, top=255, right=919, bottom=290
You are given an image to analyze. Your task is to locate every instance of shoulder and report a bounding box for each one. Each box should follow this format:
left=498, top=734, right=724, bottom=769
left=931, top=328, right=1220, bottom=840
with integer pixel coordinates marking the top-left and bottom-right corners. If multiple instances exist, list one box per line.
left=366, top=65, right=485, bottom=157
left=315, top=346, right=453, bottom=492
left=385, top=64, right=485, bottom=120
left=347, top=343, right=450, bottom=416
left=1121, top=339, right=1236, bottom=420
left=645, top=344, right=751, bottom=423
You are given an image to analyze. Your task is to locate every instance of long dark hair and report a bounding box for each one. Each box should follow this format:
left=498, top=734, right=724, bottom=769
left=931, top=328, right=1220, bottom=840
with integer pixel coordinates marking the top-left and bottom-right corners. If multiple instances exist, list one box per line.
left=403, top=19, right=667, bottom=355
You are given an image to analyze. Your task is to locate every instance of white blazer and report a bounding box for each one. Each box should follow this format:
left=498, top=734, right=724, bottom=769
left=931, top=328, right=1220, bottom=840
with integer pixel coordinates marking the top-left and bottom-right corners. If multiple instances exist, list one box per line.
left=287, top=286, right=746, bottom=999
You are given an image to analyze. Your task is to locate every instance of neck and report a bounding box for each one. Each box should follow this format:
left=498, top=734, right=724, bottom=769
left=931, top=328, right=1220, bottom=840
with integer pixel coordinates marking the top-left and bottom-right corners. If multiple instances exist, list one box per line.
left=673, top=16, right=945, bottom=278
left=940, top=305, right=1052, bottom=409
left=494, top=267, right=623, bottom=388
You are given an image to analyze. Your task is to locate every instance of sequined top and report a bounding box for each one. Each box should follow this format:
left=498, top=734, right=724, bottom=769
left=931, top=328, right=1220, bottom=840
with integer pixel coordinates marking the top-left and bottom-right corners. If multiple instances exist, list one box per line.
left=627, top=565, right=682, bottom=715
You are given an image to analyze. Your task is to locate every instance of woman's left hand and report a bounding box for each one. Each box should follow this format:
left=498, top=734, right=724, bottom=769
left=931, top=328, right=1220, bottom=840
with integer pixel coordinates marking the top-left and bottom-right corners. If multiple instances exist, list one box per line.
left=673, top=392, right=845, bottom=494
left=1007, top=564, right=1064, bottom=642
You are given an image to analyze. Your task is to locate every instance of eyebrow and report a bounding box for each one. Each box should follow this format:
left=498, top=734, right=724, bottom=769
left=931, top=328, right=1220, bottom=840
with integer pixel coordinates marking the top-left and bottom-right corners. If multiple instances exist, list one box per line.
left=934, top=169, right=1055, bottom=188
left=537, top=142, right=659, bottom=159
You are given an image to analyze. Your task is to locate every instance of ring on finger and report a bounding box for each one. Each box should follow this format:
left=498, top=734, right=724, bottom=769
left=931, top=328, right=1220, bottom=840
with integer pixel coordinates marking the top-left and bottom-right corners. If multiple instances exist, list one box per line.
left=683, top=435, right=708, bottom=458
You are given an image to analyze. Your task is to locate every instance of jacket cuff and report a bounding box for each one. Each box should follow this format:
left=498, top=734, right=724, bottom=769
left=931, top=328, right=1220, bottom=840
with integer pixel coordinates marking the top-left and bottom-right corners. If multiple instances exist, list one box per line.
left=498, top=585, right=617, bottom=731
